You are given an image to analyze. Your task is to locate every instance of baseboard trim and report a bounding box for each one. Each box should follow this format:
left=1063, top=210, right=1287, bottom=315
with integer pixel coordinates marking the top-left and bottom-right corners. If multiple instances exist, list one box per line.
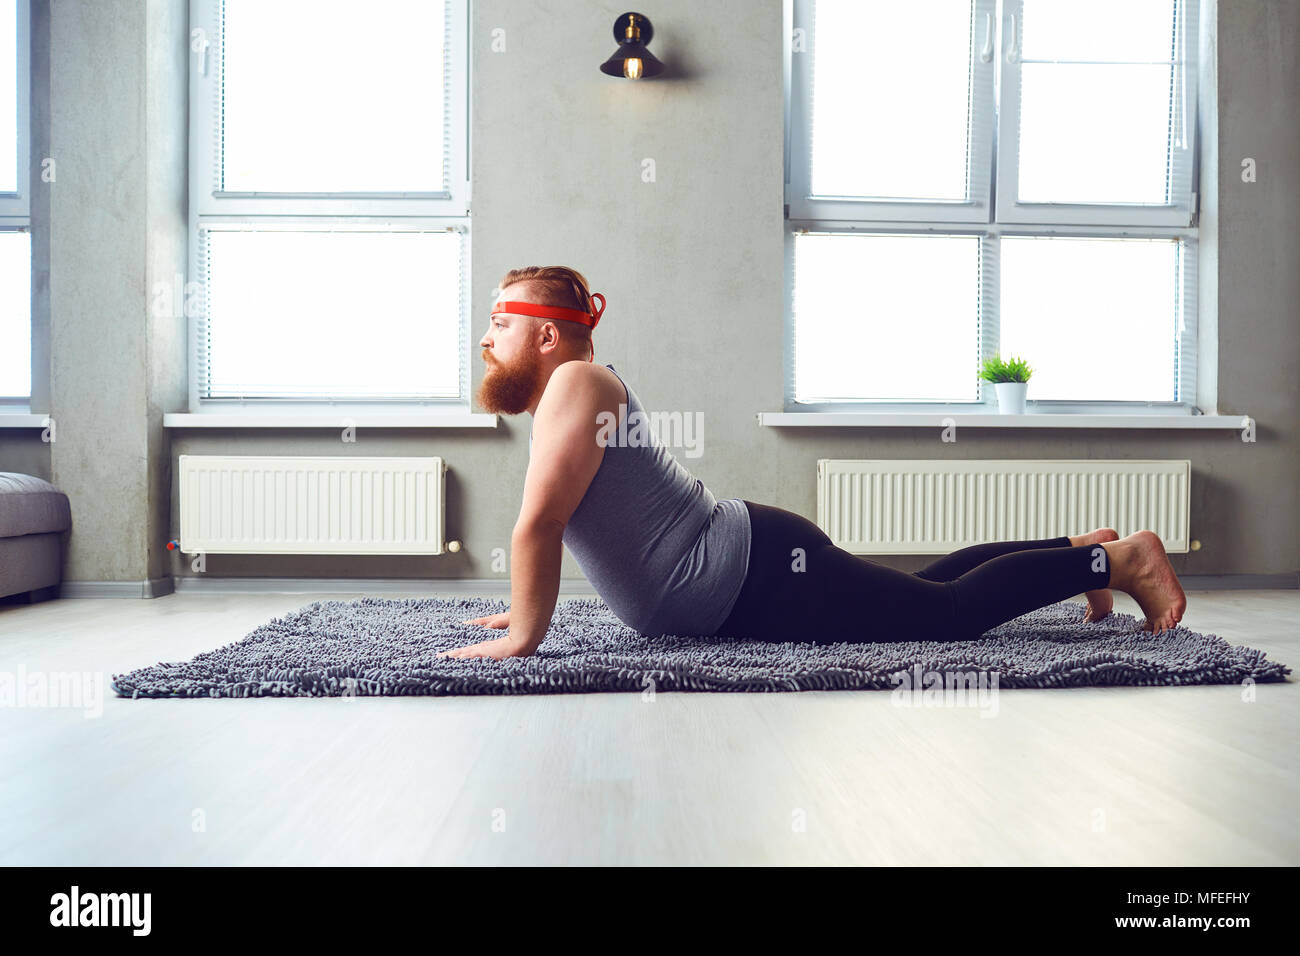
left=59, top=576, right=175, bottom=599
left=1178, top=573, right=1300, bottom=590
left=170, top=576, right=600, bottom=595
left=52, top=572, right=1300, bottom=599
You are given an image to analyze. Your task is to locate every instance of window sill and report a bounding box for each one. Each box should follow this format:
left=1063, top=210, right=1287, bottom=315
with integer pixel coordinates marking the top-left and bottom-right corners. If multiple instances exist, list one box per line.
left=162, top=411, right=498, bottom=429
left=0, top=412, right=48, bottom=429
left=756, top=412, right=1251, bottom=430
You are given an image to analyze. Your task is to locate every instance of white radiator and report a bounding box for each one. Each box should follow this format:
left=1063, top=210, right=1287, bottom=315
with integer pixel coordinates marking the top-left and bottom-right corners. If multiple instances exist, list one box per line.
left=817, top=460, right=1190, bottom=554
left=178, top=456, right=457, bottom=555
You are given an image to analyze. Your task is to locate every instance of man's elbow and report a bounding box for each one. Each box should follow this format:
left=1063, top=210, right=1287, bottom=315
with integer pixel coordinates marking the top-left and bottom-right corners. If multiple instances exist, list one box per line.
left=513, top=514, right=566, bottom=543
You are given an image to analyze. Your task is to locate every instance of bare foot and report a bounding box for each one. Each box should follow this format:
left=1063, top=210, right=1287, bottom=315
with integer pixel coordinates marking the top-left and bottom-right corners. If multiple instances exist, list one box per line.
left=1069, top=528, right=1119, bottom=622
left=1068, top=528, right=1119, bottom=549
left=1082, top=586, right=1113, bottom=624
left=1102, top=531, right=1187, bottom=634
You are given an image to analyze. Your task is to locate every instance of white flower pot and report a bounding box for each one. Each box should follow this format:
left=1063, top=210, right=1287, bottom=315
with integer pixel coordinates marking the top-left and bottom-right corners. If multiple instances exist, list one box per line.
left=994, top=381, right=1028, bottom=414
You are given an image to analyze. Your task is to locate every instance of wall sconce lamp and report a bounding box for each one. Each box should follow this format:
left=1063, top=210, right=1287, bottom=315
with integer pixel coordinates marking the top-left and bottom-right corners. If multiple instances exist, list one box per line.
left=600, top=12, right=665, bottom=79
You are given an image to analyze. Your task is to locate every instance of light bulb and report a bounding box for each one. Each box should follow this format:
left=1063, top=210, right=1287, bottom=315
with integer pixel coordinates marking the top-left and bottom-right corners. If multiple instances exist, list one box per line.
left=623, top=57, right=643, bottom=79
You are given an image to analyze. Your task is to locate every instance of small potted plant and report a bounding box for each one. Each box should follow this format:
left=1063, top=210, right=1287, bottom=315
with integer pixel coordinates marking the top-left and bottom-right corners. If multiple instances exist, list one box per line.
left=978, top=354, right=1033, bottom=414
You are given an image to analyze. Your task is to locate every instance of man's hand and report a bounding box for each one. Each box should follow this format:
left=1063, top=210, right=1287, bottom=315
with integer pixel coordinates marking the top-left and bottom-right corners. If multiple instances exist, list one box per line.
left=460, top=611, right=510, bottom=629
left=440, top=612, right=522, bottom=659
left=437, top=631, right=535, bottom=660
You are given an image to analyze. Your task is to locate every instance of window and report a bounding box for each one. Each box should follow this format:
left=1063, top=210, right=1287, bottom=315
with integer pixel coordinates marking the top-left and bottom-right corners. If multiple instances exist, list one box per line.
left=188, top=0, right=470, bottom=407
left=786, top=0, right=1199, bottom=411
left=0, top=0, right=30, bottom=403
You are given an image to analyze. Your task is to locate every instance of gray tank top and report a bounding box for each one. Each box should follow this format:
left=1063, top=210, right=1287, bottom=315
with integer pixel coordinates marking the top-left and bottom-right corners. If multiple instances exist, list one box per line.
left=529, top=364, right=751, bottom=636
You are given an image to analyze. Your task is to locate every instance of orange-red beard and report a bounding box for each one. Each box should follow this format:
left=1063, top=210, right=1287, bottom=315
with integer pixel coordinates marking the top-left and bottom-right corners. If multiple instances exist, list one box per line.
left=476, top=348, right=543, bottom=415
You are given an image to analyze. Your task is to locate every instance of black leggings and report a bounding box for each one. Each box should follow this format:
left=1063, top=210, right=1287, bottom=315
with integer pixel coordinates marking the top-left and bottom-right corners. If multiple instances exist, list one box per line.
left=713, top=500, right=1112, bottom=644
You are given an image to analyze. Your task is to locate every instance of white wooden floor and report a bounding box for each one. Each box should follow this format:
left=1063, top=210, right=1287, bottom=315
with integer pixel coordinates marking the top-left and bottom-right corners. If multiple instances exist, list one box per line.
left=0, top=588, right=1295, bottom=866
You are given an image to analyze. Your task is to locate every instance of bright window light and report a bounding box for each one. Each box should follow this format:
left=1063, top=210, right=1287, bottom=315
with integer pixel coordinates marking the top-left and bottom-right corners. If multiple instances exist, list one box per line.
left=1000, top=236, right=1180, bottom=402
left=793, top=233, right=981, bottom=402
left=1017, top=0, right=1177, bottom=204
left=809, top=0, right=972, bottom=201
left=220, top=0, right=447, bottom=193
left=0, top=230, right=31, bottom=398
left=203, top=230, right=461, bottom=399
left=0, top=0, right=16, bottom=193
left=1021, top=0, right=1176, bottom=62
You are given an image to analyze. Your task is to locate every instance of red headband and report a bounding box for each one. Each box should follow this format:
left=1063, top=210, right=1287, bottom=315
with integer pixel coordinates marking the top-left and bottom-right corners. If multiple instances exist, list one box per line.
left=492, top=292, right=606, bottom=330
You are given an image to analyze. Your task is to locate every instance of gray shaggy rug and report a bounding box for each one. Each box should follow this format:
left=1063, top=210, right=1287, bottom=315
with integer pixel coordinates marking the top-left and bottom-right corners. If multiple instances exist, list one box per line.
left=110, top=596, right=1291, bottom=698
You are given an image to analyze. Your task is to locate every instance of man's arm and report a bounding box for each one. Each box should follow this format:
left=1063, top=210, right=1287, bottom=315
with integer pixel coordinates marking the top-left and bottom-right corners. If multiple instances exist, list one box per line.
left=504, top=515, right=564, bottom=655
left=440, top=362, right=617, bottom=659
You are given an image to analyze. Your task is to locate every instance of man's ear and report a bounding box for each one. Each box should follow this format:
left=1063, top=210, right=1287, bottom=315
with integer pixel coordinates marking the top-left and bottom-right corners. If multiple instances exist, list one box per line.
left=537, top=320, right=560, bottom=354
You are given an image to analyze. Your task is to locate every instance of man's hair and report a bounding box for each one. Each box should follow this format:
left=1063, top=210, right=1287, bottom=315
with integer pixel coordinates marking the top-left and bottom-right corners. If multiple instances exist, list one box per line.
left=497, top=265, right=596, bottom=349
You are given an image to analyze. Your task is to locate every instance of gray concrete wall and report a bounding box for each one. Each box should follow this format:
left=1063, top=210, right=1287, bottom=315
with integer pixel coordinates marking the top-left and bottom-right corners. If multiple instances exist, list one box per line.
left=2, top=0, right=1296, bottom=585
left=40, top=0, right=185, bottom=585
left=141, top=0, right=189, bottom=582
left=48, top=0, right=149, bottom=583
left=1212, top=0, right=1300, bottom=575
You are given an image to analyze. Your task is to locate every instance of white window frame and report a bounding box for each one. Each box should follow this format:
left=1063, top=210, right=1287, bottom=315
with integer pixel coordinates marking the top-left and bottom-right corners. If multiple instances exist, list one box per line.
left=784, top=0, right=1201, bottom=415
left=996, top=0, right=1199, bottom=227
left=186, top=0, right=471, bottom=413
left=786, top=0, right=997, bottom=224
left=0, top=0, right=27, bottom=223
left=0, top=0, right=30, bottom=406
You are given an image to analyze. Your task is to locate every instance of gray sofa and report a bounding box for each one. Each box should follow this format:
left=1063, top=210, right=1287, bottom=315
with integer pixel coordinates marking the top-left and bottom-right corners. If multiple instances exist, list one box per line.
left=0, top=473, right=72, bottom=602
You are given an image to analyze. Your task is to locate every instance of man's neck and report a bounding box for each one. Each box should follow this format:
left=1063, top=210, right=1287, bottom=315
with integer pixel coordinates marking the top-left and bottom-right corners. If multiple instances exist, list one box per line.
left=527, top=355, right=593, bottom=416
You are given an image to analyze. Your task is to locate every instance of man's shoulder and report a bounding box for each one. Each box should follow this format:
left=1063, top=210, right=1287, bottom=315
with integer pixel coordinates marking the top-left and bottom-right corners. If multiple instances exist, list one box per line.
left=542, top=361, right=627, bottom=417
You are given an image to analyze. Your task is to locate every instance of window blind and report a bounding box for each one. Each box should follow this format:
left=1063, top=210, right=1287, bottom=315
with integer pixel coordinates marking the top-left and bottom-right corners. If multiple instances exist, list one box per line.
left=189, top=0, right=470, bottom=406
left=791, top=0, right=996, bottom=223
left=218, top=0, right=449, bottom=195
left=198, top=226, right=466, bottom=401
left=0, top=0, right=15, bottom=193
left=786, top=0, right=1198, bottom=408
left=997, top=0, right=1197, bottom=225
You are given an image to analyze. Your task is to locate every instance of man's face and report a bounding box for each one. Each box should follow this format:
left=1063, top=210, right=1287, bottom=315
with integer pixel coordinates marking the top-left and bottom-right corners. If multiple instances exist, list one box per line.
left=476, top=288, right=543, bottom=415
